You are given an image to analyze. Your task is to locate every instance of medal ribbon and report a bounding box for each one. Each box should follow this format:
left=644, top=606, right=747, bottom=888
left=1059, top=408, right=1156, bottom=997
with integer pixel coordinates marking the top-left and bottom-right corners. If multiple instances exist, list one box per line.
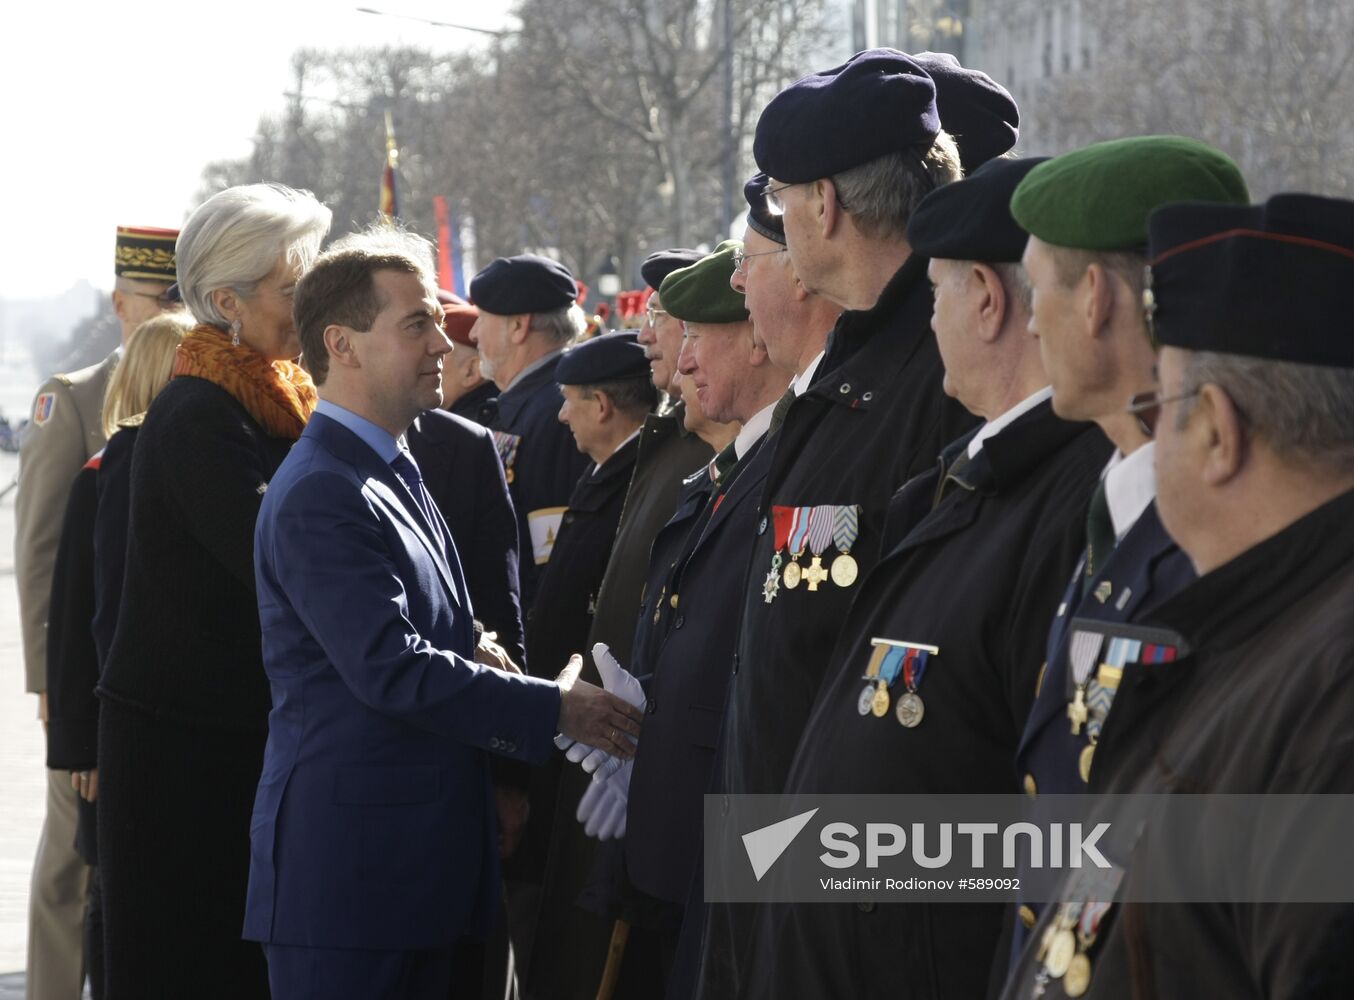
left=1079, top=899, right=1112, bottom=940
left=1104, top=637, right=1142, bottom=670
left=788, top=506, right=813, bottom=556
left=1084, top=679, right=1114, bottom=741
left=903, top=648, right=930, bottom=692
left=878, top=647, right=906, bottom=688
left=772, top=505, right=797, bottom=553
left=1067, top=630, right=1104, bottom=686
left=492, top=430, right=521, bottom=470
left=807, top=504, right=835, bottom=557
left=863, top=643, right=889, bottom=681
left=832, top=504, right=860, bottom=554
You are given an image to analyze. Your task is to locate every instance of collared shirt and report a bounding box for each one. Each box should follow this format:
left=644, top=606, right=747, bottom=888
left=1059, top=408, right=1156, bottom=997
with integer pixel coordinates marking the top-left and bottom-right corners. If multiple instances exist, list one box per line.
left=1101, top=441, right=1157, bottom=540
left=502, top=347, right=566, bottom=394
left=316, top=398, right=403, bottom=464
left=966, top=386, right=1054, bottom=460
left=592, top=427, right=642, bottom=477
left=792, top=349, right=826, bottom=397
left=734, top=398, right=777, bottom=460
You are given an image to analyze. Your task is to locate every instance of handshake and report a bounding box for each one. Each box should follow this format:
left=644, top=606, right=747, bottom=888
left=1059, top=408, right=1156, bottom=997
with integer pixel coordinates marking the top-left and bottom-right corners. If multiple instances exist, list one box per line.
left=555, top=644, right=647, bottom=841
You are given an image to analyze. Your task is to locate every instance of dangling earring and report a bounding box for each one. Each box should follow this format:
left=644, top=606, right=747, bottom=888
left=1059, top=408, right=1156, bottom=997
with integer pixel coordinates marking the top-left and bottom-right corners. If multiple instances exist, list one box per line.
left=230, top=319, right=241, bottom=347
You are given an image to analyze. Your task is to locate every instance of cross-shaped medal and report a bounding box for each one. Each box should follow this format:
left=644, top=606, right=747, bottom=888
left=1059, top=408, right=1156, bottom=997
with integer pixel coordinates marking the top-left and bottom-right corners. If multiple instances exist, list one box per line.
left=1067, top=685, right=1089, bottom=735
left=803, top=556, right=830, bottom=592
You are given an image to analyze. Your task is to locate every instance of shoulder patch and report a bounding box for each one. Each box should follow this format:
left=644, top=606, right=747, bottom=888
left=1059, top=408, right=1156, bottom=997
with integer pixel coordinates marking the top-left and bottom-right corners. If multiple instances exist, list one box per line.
left=32, top=392, right=57, bottom=426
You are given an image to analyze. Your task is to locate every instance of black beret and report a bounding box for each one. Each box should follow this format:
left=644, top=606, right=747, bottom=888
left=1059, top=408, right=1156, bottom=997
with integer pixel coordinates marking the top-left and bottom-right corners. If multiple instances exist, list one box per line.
left=743, top=173, right=786, bottom=245
left=640, top=248, right=704, bottom=292
left=753, top=48, right=939, bottom=183
left=912, top=52, right=1019, bottom=171
left=556, top=331, right=651, bottom=385
left=469, top=254, right=577, bottom=315
left=907, top=156, right=1049, bottom=263
left=1146, top=193, right=1354, bottom=367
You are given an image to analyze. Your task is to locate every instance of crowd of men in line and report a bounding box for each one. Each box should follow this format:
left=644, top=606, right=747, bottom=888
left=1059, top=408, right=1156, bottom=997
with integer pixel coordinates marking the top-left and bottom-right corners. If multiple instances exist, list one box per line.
left=15, top=43, right=1354, bottom=1000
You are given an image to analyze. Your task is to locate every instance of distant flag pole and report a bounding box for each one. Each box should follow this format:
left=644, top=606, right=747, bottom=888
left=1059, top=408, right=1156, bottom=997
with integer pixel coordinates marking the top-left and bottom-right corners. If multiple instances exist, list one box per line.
left=379, top=110, right=400, bottom=222
left=433, top=196, right=467, bottom=297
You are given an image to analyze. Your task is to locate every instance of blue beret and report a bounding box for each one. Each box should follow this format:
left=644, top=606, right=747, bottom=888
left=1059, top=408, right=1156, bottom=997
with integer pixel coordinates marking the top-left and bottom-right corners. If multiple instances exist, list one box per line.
left=640, top=249, right=704, bottom=292
left=753, top=48, right=939, bottom=183
left=743, top=173, right=785, bottom=245
left=556, top=331, right=651, bottom=385
left=469, top=254, right=577, bottom=315
left=907, top=156, right=1049, bottom=263
left=1147, top=194, right=1354, bottom=368
left=912, top=52, right=1019, bottom=171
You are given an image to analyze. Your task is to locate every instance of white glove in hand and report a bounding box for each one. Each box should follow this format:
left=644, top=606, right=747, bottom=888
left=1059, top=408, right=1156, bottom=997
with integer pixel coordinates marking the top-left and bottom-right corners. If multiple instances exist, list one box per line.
left=576, top=759, right=633, bottom=840
left=556, top=643, right=646, bottom=771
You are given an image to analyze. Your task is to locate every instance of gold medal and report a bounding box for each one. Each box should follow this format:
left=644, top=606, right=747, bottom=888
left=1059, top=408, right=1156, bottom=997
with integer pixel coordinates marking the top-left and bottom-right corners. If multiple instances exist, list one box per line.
left=1045, top=929, right=1076, bottom=978
left=857, top=685, right=876, bottom=716
left=1079, top=743, right=1096, bottom=783
left=895, top=691, right=925, bottom=728
left=1067, top=685, right=1088, bottom=735
left=830, top=552, right=859, bottom=587
left=783, top=560, right=802, bottom=589
left=1063, top=953, right=1092, bottom=997
left=803, top=555, right=830, bottom=591
left=870, top=680, right=891, bottom=717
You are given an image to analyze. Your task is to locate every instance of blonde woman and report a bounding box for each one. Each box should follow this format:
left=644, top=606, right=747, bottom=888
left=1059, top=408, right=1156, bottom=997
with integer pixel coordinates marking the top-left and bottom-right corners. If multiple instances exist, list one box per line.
left=42, top=309, right=191, bottom=998
left=96, top=184, right=330, bottom=999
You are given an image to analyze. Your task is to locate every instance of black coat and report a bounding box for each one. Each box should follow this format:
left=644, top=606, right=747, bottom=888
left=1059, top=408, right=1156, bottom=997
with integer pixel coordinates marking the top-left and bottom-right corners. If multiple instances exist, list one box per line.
left=448, top=380, right=497, bottom=425
left=484, top=353, right=592, bottom=611
left=737, top=401, right=1109, bottom=1000
left=714, top=256, right=978, bottom=802
left=407, top=407, right=525, bottom=668
left=1002, top=487, right=1354, bottom=1000
left=587, top=402, right=714, bottom=666
left=92, top=423, right=139, bottom=669
left=505, top=436, right=640, bottom=887
left=96, top=375, right=292, bottom=999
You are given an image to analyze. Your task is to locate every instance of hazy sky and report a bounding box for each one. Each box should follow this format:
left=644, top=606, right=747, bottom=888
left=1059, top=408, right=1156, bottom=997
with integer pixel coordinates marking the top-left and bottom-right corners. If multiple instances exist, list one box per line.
left=0, top=1, right=514, bottom=300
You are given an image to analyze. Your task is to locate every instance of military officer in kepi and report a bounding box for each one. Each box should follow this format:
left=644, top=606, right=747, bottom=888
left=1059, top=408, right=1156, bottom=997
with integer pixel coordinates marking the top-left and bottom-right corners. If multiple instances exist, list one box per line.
left=17, top=224, right=180, bottom=1000
left=1004, top=136, right=1251, bottom=966
left=696, top=49, right=1009, bottom=996
left=469, top=254, right=592, bottom=614
left=1003, top=192, right=1354, bottom=1000
left=736, top=155, right=1110, bottom=1000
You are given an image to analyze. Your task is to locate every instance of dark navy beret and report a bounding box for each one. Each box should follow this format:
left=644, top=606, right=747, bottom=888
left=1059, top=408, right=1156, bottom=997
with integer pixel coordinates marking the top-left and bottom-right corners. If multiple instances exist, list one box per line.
left=469, top=254, right=577, bottom=315
left=556, top=331, right=651, bottom=385
left=640, top=248, right=704, bottom=292
left=912, top=52, right=1019, bottom=171
left=907, top=156, right=1049, bottom=263
left=743, top=173, right=785, bottom=245
left=1147, top=193, right=1354, bottom=367
left=753, top=48, right=939, bottom=183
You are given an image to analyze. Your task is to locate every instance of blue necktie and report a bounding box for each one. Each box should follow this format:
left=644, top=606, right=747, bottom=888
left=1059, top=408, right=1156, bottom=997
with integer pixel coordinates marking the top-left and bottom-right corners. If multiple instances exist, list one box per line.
left=390, top=450, right=442, bottom=546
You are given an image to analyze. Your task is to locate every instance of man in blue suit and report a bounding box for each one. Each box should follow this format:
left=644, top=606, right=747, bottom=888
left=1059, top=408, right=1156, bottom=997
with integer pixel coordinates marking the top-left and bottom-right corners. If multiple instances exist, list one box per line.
left=245, top=227, right=642, bottom=999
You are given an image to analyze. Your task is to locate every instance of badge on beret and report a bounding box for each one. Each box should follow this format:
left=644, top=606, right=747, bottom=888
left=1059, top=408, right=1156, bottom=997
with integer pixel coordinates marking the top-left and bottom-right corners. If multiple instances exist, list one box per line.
left=32, top=392, right=56, bottom=426
left=528, top=506, right=567, bottom=565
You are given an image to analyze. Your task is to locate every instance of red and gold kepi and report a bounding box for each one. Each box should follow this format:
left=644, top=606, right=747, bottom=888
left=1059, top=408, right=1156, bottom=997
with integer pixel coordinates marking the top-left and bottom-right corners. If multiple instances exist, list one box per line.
left=115, top=225, right=179, bottom=281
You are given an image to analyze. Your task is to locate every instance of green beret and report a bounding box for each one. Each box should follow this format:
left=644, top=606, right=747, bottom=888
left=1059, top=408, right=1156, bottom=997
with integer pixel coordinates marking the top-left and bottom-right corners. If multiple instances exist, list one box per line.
left=658, top=240, right=749, bottom=324
left=1010, top=136, right=1249, bottom=252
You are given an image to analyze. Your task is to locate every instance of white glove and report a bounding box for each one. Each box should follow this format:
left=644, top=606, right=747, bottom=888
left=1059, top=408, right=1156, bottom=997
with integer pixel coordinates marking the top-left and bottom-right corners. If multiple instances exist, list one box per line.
left=576, top=758, right=633, bottom=840
left=555, top=644, right=646, bottom=774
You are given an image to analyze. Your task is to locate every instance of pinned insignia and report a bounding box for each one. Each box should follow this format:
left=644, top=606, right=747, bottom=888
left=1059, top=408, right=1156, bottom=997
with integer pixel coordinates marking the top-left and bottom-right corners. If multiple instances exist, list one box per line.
left=256, top=482, right=269, bottom=495
left=527, top=506, right=567, bottom=565
left=491, top=430, right=522, bottom=486
left=1093, top=580, right=1113, bottom=604
left=32, top=392, right=56, bottom=426
left=860, top=638, right=938, bottom=727
left=769, top=503, right=863, bottom=596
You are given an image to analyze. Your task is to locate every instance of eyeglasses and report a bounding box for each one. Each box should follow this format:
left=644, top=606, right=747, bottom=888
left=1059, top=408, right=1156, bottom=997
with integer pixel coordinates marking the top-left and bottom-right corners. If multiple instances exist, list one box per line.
left=1125, top=387, right=1202, bottom=437
left=644, top=303, right=669, bottom=325
left=764, top=181, right=803, bottom=217
left=732, top=246, right=788, bottom=275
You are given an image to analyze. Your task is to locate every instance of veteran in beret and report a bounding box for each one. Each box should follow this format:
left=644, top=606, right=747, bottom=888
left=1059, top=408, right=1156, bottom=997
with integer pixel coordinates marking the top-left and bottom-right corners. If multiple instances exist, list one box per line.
left=1004, top=135, right=1252, bottom=962
left=695, top=49, right=991, bottom=996
left=737, top=157, right=1111, bottom=1000
left=16, top=224, right=181, bottom=999
left=433, top=288, right=496, bottom=423
left=1003, top=193, right=1354, bottom=1000
left=469, top=254, right=592, bottom=613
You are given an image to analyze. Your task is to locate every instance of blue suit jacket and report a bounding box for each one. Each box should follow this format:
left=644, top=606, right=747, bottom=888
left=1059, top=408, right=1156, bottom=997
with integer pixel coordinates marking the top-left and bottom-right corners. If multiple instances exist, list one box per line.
left=244, top=411, right=561, bottom=951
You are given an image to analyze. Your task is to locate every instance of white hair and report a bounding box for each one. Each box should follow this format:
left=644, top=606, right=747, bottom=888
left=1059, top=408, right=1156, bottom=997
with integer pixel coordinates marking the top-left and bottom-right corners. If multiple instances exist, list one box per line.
left=529, top=303, right=588, bottom=347
left=177, top=183, right=332, bottom=329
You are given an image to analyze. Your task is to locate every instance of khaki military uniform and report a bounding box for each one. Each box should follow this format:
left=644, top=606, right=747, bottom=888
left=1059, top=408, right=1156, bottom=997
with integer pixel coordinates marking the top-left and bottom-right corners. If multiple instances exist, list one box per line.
left=16, top=350, right=116, bottom=1000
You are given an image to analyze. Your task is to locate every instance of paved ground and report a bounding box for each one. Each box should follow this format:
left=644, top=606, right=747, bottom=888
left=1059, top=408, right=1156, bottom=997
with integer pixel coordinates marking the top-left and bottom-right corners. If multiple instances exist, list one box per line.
left=0, top=449, right=45, bottom=981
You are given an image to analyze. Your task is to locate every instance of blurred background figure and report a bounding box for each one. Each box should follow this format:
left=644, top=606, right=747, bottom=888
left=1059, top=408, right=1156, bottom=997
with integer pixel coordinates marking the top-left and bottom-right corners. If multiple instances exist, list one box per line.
left=43, top=310, right=193, bottom=1000
left=435, top=288, right=495, bottom=424
left=94, top=184, right=330, bottom=1000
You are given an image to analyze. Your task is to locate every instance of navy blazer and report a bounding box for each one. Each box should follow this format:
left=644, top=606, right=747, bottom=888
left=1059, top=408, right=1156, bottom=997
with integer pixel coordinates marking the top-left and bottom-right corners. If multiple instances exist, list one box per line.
left=244, top=411, right=561, bottom=951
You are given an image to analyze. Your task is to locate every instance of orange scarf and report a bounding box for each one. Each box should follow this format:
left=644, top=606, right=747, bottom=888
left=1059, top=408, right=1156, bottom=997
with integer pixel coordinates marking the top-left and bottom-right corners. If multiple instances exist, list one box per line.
left=171, top=324, right=316, bottom=440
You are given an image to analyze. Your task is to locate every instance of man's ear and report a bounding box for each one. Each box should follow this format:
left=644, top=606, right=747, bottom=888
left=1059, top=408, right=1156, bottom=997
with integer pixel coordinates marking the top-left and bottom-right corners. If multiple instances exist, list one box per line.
left=817, top=178, right=840, bottom=240
left=1082, top=263, right=1115, bottom=341
left=324, top=324, right=359, bottom=370
left=592, top=388, right=616, bottom=424
left=972, top=264, right=1008, bottom=344
left=111, top=289, right=129, bottom=323
left=509, top=314, right=532, bottom=345
left=1197, top=383, right=1247, bottom=488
